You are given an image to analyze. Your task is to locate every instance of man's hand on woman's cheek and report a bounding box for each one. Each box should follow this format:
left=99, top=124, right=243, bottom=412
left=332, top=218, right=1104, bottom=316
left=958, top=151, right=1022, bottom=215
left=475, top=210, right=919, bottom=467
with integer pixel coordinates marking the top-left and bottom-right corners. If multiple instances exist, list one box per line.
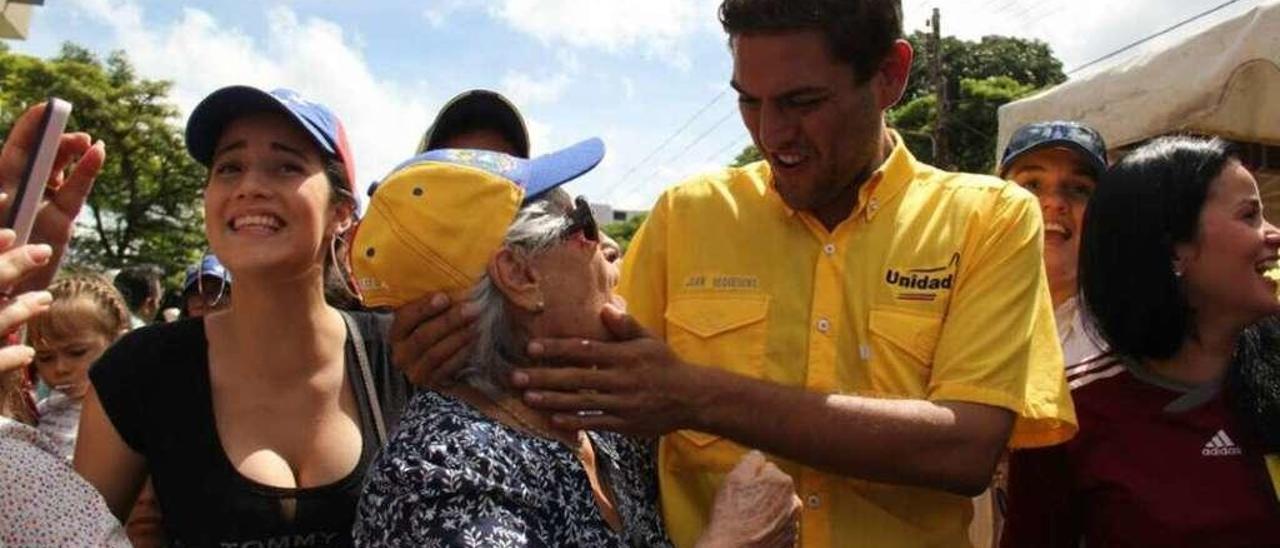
left=513, top=304, right=711, bottom=437
left=389, top=292, right=480, bottom=386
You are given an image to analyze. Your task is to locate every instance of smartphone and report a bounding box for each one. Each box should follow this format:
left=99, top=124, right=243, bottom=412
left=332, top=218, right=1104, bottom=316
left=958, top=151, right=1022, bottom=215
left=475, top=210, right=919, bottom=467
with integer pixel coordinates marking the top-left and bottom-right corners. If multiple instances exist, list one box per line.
left=6, top=98, right=72, bottom=246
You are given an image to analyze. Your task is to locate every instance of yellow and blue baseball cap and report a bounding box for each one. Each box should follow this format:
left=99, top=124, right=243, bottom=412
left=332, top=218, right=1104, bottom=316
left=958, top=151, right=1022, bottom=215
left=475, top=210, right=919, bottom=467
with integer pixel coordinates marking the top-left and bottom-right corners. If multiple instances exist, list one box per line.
left=351, top=138, right=604, bottom=308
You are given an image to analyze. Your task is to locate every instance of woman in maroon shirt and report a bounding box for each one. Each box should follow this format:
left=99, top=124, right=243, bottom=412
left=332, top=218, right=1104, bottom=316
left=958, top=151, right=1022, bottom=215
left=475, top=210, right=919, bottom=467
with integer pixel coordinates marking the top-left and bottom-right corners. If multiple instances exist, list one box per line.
left=1002, top=136, right=1280, bottom=546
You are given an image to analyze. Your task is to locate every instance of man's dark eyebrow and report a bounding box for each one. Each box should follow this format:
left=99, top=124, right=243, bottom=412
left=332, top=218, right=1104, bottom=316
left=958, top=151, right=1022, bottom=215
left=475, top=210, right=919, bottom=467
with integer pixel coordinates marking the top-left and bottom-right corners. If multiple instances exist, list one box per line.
left=730, top=82, right=829, bottom=102
left=778, top=87, right=828, bottom=101
left=213, top=140, right=247, bottom=160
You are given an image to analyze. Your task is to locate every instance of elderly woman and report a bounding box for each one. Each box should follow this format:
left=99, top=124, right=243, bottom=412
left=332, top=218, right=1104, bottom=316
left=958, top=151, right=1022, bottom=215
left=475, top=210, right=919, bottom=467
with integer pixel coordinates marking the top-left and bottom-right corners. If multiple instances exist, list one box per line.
left=1001, top=136, right=1280, bottom=545
left=351, top=143, right=799, bottom=547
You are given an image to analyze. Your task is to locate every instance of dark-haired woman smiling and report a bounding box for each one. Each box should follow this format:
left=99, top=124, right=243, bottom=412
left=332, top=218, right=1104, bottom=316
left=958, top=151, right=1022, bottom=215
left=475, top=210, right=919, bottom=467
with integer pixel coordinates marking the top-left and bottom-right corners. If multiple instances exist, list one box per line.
left=75, top=86, right=411, bottom=547
left=1001, top=136, right=1280, bottom=546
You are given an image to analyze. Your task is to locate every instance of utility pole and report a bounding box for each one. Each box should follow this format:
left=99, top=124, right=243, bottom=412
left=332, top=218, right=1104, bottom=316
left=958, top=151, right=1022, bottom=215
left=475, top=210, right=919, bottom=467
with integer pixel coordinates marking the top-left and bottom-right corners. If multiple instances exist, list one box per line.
left=928, top=7, right=949, bottom=167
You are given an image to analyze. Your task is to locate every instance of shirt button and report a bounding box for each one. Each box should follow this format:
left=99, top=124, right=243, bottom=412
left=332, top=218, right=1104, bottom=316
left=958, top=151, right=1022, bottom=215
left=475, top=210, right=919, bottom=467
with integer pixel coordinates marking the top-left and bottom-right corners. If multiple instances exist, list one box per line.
left=816, top=318, right=831, bottom=333
left=823, top=243, right=836, bottom=256
left=806, top=494, right=822, bottom=509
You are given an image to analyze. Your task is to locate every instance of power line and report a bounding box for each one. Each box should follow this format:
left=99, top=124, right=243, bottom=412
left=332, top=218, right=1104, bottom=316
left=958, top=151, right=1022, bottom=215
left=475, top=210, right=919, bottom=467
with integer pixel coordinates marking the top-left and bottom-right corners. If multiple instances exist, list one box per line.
left=1068, top=0, right=1247, bottom=74
left=704, top=133, right=751, bottom=163
left=988, top=0, right=1028, bottom=17
left=974, top=0, right=1017, bottom=13
left=656, top=108, right=740, bottom=169
left=610, top=107, right=740, bottom=201
left=606, top=88, right=729, bottom=195
left=1019, top=3, right=1070, bottom=34
left=1007, top=0, right=1059, bottom=28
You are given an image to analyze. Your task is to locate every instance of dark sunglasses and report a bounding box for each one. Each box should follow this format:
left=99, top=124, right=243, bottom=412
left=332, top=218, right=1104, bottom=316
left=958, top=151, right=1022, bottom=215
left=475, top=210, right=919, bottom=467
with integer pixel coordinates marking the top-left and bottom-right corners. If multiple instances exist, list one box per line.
left=563, top=195, right=599, bottom=242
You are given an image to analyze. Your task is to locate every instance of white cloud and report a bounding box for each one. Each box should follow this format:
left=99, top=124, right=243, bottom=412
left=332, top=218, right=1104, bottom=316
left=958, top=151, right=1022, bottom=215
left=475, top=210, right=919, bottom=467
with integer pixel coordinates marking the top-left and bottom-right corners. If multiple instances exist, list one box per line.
left=422, top=9, right=447, bottom=27
left=620, top=76, right=636, bottom=101
left=522, top=116, right=554, bottom=156
left=68, top=0, right=433, bottom=197
left=484, top=0, right=721, bottom=66
left=422, top=0, right=472, bottom=28
left=500, top=70, right=573, bottom=106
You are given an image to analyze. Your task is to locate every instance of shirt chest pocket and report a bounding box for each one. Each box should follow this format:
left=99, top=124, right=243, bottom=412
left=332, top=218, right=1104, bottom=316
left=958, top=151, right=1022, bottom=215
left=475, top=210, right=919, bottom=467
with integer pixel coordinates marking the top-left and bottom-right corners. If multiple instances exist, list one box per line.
left=665, top=295, right=770, bottom=379
left=662, top=295, right=769, bottom=471
left=867, top=307, right=943, bottom=397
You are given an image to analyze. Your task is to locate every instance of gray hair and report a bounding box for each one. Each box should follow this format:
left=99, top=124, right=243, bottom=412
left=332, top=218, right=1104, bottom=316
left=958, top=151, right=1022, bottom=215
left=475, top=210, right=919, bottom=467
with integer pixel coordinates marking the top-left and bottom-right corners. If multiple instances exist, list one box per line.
left=455, top=188, right=574, bottom=396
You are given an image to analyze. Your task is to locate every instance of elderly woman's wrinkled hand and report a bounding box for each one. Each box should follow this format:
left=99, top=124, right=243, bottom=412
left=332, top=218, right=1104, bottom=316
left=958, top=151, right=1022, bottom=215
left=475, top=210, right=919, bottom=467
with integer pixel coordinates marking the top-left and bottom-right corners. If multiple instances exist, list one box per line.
left=0, top=102, right=104, bottom=294
left=0, top=229, right=54, bottom=373
left=698, top=450, right=802, bottom=548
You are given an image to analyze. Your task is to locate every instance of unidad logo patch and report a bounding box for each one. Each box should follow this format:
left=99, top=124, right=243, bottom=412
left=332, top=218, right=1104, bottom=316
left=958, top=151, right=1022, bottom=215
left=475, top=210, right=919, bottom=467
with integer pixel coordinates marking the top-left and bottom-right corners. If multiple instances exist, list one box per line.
left=885, top=253, right=960, bottom=302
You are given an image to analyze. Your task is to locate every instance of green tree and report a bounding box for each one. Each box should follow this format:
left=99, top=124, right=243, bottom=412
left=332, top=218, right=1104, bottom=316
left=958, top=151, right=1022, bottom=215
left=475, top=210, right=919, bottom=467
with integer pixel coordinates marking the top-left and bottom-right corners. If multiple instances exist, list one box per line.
left=602, top=213, right=648, bottom=255
left=892, top=33, right=1064, bottom=173
left=731, top=144, right=762, bottom=167
left=902, top=32, right=1064, bottom=104
left=0, top=43, right=206, bottom=277
left=891, top=76, right=1038, bottom=174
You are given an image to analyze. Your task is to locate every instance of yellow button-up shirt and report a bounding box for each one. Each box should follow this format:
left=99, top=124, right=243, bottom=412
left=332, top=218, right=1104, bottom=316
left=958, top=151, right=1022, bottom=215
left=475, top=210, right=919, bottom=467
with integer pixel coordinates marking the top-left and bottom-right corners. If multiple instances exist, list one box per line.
left=618, top=134, right=1077, bottom=547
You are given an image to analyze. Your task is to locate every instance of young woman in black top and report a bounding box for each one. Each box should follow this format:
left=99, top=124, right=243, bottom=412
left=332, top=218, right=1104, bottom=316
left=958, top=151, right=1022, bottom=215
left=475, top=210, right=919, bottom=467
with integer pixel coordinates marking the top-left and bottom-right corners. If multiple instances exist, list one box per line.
left=74, top=86, right=410, bottom=547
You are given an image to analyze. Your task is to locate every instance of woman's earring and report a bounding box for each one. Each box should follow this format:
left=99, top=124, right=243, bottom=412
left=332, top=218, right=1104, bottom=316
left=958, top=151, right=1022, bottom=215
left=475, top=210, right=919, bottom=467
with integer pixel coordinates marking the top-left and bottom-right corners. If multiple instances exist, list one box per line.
left=533, top=301, right=546, bottom=313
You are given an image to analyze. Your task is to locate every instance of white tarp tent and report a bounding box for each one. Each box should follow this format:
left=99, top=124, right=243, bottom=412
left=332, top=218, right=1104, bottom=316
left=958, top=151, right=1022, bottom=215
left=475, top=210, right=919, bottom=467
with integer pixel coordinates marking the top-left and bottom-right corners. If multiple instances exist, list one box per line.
left=997, top=0, right=1280, bottom=155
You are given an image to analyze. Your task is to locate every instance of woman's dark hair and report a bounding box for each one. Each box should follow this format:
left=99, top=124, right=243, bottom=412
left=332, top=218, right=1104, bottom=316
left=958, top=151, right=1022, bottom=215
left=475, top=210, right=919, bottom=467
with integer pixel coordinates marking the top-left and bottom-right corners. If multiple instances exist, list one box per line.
left=1229, top=318, right=1280, bottom=452
left=321, top=157, right=363, bottom=311
left=718, top=0, right=902, bottom=83
left=1082, top=134, right=1280, bottom=452
left=1079, top=136, right=1235, bottom=360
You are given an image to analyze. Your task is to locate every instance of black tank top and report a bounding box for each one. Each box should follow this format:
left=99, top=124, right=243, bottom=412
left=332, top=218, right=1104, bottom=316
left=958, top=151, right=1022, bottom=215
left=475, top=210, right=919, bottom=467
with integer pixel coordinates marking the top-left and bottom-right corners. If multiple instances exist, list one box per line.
left=90, top=312, right=411, bottom=547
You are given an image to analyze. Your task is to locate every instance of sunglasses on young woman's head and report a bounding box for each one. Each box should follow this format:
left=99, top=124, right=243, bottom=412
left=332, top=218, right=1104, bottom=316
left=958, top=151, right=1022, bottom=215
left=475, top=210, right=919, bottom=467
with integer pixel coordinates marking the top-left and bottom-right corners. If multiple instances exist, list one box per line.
left=563, top=196, right=599, bottom=242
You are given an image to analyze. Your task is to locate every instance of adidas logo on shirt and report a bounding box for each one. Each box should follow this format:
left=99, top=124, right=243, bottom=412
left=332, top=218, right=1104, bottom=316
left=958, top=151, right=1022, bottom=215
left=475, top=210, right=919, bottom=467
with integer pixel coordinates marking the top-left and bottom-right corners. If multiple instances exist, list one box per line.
left=1202, top=429, right=1243, bottom=457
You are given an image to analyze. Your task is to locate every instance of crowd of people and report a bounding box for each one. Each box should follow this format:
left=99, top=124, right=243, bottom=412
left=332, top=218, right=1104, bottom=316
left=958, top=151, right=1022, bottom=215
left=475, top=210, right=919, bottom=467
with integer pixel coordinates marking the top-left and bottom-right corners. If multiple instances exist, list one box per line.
left=0, top=0, right=1278, bottom=546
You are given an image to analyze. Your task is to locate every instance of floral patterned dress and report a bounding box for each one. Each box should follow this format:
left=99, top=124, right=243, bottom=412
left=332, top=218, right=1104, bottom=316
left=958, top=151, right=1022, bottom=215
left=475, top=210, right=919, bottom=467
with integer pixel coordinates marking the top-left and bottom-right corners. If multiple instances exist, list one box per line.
left=0, top=415, right=129, bottom=546
left=354, top=390, right=672, bottom=547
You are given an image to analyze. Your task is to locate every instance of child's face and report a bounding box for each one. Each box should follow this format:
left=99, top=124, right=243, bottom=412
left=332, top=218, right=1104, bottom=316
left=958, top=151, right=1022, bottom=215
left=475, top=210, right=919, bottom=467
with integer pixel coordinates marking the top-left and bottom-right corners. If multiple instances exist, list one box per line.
left=34, top=331, right=111, bottom=399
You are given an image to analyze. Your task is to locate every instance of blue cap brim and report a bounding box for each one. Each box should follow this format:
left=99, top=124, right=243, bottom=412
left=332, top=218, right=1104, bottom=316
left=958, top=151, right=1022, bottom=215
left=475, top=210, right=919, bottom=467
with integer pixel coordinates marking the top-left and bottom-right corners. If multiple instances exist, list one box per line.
left=382, top=137, right=604, bottom=203
left=522, top=138, right=605, bottom=203
left=185, top=85, right=337, bottom=167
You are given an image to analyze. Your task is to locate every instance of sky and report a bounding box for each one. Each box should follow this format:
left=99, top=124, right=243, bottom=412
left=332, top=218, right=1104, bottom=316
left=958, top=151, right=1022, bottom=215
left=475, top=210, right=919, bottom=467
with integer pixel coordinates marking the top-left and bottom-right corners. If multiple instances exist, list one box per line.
left=7, top=0, right=1272, bottom=211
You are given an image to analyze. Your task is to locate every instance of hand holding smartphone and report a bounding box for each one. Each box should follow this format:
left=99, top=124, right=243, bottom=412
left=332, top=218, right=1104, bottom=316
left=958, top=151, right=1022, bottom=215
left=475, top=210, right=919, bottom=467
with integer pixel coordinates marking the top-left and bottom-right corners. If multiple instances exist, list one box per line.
left=5, top=98, right=72, bottom=246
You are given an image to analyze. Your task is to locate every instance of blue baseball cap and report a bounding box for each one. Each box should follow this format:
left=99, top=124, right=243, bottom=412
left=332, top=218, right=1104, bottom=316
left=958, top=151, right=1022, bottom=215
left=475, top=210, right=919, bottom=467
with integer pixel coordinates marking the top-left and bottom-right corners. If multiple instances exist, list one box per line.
left=185, top=86, right=357, bottom=198
left=1000, top=121, right=1108, bottom=178
left=183, top=254, right=231, bottom=293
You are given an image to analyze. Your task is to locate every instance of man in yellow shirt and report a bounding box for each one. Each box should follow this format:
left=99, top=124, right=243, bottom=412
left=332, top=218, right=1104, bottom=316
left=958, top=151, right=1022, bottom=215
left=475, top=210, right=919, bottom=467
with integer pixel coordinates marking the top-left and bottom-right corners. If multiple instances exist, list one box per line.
left=390, top=0, right=1076, bottom=545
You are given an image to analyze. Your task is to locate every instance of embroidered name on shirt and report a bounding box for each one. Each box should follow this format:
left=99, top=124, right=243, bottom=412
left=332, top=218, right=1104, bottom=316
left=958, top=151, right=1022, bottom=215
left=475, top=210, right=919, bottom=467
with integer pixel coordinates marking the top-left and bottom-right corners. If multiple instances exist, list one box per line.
left=886, top=253, right=960, bottom=302
left=684, top=275, right=760, bottom=290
